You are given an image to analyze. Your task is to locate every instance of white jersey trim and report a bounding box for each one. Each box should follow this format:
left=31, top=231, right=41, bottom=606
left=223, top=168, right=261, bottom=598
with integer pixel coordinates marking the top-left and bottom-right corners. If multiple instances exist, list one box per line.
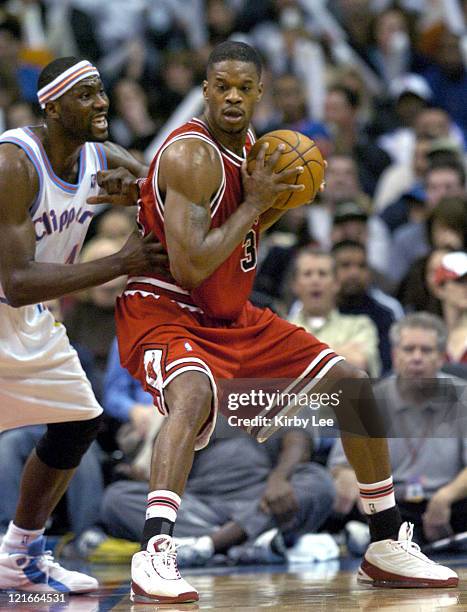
left=152, top=132, right=226, bottom=220
left=123, top=289, right=204, bottom=313
left=128, top=276, right=190, bottom=295
left=190, top=117, right=249, bottom=167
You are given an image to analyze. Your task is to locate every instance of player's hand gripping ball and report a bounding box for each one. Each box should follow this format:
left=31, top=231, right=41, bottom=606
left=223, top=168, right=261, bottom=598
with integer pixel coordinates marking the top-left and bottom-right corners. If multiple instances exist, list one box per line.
left=247, top=130, right=325, bottom=210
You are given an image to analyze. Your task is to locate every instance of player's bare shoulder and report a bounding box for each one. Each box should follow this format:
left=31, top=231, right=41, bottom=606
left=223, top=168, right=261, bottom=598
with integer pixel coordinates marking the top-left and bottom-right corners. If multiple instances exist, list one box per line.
left=159, top=138, right=222, bottom=202
left=0, top=143, right=39, bottom=213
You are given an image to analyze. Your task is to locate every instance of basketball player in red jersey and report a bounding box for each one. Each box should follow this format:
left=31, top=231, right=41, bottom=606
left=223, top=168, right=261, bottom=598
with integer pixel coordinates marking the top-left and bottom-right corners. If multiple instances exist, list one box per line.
left=93, top=42, right=458, bottom=603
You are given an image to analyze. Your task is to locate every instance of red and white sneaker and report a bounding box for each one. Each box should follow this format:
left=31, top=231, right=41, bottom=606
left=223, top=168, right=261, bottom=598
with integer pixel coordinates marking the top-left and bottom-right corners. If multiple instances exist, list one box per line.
left=130, top=535, right=199, bottom=604
left=358, top=522, right=459, bottom=588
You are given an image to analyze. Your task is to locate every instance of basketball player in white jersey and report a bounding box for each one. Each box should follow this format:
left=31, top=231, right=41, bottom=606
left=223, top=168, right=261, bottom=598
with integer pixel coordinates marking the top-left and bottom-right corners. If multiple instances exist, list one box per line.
left=0, top=57, right=165, bottom=594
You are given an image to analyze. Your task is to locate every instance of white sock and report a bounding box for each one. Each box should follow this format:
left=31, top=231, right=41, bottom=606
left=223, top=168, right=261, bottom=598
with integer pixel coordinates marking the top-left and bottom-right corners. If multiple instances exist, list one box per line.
left=357, top=476, right=396, bottom=515
left=1, top=521, right=45, bottom=552
left=146, top=489, right=181, bottom=523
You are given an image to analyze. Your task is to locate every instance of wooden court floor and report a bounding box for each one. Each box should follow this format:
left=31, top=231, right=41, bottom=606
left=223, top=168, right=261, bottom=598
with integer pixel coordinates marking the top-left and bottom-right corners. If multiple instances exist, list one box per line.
left=2, top=558, right=467, bottom=611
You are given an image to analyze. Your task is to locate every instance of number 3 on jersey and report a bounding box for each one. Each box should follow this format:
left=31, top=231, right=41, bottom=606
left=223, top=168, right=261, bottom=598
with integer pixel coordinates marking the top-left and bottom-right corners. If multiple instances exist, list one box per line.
left=241, top=229, right=257, bottom=272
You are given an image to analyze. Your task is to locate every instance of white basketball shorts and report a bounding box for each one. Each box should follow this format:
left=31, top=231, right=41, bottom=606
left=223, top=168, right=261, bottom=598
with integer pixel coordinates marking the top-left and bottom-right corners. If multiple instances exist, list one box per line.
left=0, top=302, right=102, bottom=432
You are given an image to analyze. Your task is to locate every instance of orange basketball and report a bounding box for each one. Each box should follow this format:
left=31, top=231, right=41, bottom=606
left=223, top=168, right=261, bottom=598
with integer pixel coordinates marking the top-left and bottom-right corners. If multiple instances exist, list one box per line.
left=247, top=130, right=325, bottom=210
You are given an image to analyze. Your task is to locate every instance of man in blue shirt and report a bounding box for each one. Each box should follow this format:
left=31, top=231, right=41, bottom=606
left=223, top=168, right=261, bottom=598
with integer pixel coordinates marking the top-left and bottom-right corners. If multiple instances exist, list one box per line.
left=333, top=240, right=404, bottom=373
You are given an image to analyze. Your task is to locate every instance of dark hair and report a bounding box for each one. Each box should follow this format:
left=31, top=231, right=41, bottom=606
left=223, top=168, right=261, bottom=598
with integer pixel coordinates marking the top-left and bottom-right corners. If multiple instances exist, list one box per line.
left=368, top=4, right=415, bottom=48
left=207, top=41, right=262, bottom=78
left=426, top=159, right=466, bottom=186
left=331, top=240, right=366, bottom=257
left=427, top=196, right=467, bottom=248
left=328, top=84, right=360, bottom=109
left=0, top=15, right=21, bottom=40
left=37, top=57, right=83, bottom=92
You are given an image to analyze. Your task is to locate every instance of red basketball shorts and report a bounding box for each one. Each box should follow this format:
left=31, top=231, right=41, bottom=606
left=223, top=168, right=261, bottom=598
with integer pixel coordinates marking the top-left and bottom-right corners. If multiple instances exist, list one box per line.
left=115, top=294, right=344, bottom=448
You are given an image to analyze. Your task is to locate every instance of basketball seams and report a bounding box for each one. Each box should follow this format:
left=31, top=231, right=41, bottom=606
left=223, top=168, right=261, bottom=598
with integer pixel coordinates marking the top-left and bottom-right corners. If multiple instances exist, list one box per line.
left=276, top=167, right=300, bottom=208
left=303, top=158, right=316, bottom=199
left=248, top=129, right=324, bottom=209
left=277, top=152, right=322, bottom=206
left=261, top=133, right=301, bottom=157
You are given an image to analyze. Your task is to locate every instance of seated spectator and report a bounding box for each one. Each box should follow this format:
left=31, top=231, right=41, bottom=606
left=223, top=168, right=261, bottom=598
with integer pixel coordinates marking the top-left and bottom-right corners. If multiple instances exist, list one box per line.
left=415, top=106, right=464, bottom=148
left=327, top=200, right=389, bottom=291
left=5, top=101, right=40, bottom=130
left=250, top=2, right=326, bottom=123
left=156, top=51, right=197, bottom=122
left=101, top=416, right=335, bottom=566
left=377, top=184, right=426, bottom=245
left=377, top=93, right=464, bottom=172
left=307, top=154, right=371, bottom=251
left=390, top=165, right=466, bottom=283
left=204, top=0, right=237, bottom=47
left=253, top=206, right=314, bottom=308
left=426, top=196, right=467, bottom=254
left=332, top=240, right=404, bottom=374
left=288, top=248, right=381, bottom=376
left=398, top=247, right=450, bottom=316
left=435, top=252, right=467, bottom=365
left=377, top=109, right=465, bottom=237
left=109, top=78, right=158, bottom=152
left=421, top=29, right=467, bottom=142
left=330, top=201, right=369, bottom=247
left=323, top=85, right=391, bottom=195
left=260, top=73, right=332, bottom=158
left=104, top=338, right=153, bottom=426
left=397, top=196, right=466, bottom=305
left=377, top=74, right=432, bottom=166
left=64, top=237, right=127, bottom=399
left=373, top=135, right=431, bottom=213
left=328, top=312, right=467, bottom=546
left=102, top=338, right=163, bottom=481
left=365, top=6, right=418, bottom=86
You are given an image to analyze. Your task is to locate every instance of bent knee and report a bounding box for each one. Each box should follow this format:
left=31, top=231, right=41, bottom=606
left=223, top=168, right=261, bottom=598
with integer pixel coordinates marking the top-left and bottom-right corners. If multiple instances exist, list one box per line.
left=36, top=415, right=102, bottom=470
left=165, top=371, right=213, bottom=426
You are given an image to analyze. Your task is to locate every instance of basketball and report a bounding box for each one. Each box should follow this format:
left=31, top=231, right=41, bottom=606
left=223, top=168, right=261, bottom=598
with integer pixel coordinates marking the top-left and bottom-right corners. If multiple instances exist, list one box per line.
left=247, top=130, right=325, bottom=210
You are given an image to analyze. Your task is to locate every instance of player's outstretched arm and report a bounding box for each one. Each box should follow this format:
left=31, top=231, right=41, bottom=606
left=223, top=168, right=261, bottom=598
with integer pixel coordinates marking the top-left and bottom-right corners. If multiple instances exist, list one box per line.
left=87, top=168, right=141, bottom=207
left=162, top=140, right=304, bottom=290
left=103, top=141, right=149, bottom=177
left=85, top=142, right=149, bottom=206
left=0, top=146, right=167, bottom=307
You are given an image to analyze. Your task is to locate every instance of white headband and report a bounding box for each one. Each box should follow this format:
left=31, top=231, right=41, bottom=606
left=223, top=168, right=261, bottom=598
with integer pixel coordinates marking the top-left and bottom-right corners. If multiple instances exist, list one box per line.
left=37, top=60, right=100, bottom=109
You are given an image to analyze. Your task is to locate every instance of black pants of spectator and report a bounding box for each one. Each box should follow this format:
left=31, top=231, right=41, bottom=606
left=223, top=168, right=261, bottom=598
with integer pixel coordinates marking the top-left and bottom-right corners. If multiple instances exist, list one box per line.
left=322, top=498, right=467, bottom=546
left=398, top=498, right=467, bottom=546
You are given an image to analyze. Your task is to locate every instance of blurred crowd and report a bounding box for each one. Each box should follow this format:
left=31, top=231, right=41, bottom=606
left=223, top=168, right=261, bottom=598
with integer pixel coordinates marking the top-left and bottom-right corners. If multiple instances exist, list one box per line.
left=0, top=0, right=466, bottom=567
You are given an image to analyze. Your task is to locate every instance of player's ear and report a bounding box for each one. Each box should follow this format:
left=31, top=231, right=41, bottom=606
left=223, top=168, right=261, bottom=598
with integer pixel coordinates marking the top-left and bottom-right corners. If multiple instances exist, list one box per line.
left=257, top=81, right=264, bottom=103
left=44, top=100, right=60, bottom=120
left=202, top=80, right=209, bottom=101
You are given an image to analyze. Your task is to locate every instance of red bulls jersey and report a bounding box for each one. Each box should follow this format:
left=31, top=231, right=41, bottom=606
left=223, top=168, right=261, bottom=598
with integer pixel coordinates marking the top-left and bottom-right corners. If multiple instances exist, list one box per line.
left=129, top=117, right=258, bottom=320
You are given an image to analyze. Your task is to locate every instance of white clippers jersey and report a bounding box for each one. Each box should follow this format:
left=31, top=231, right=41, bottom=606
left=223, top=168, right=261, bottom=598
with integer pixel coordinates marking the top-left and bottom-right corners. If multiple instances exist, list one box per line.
left=0, top=127, right=107, bottom=303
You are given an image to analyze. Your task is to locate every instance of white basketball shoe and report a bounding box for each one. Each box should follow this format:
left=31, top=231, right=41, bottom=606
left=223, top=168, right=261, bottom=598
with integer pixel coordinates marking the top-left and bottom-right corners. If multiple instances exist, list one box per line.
left=130, top=535, right=199, bottom=604
left=358, top=522, right=459, bottom=588
left=0, top=535, right=98, bottom=593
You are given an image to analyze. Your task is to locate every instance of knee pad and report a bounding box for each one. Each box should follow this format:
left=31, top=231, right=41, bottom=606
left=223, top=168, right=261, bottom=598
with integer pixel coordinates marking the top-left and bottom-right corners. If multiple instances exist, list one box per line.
left=35, top=415, right=102, bottom=469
